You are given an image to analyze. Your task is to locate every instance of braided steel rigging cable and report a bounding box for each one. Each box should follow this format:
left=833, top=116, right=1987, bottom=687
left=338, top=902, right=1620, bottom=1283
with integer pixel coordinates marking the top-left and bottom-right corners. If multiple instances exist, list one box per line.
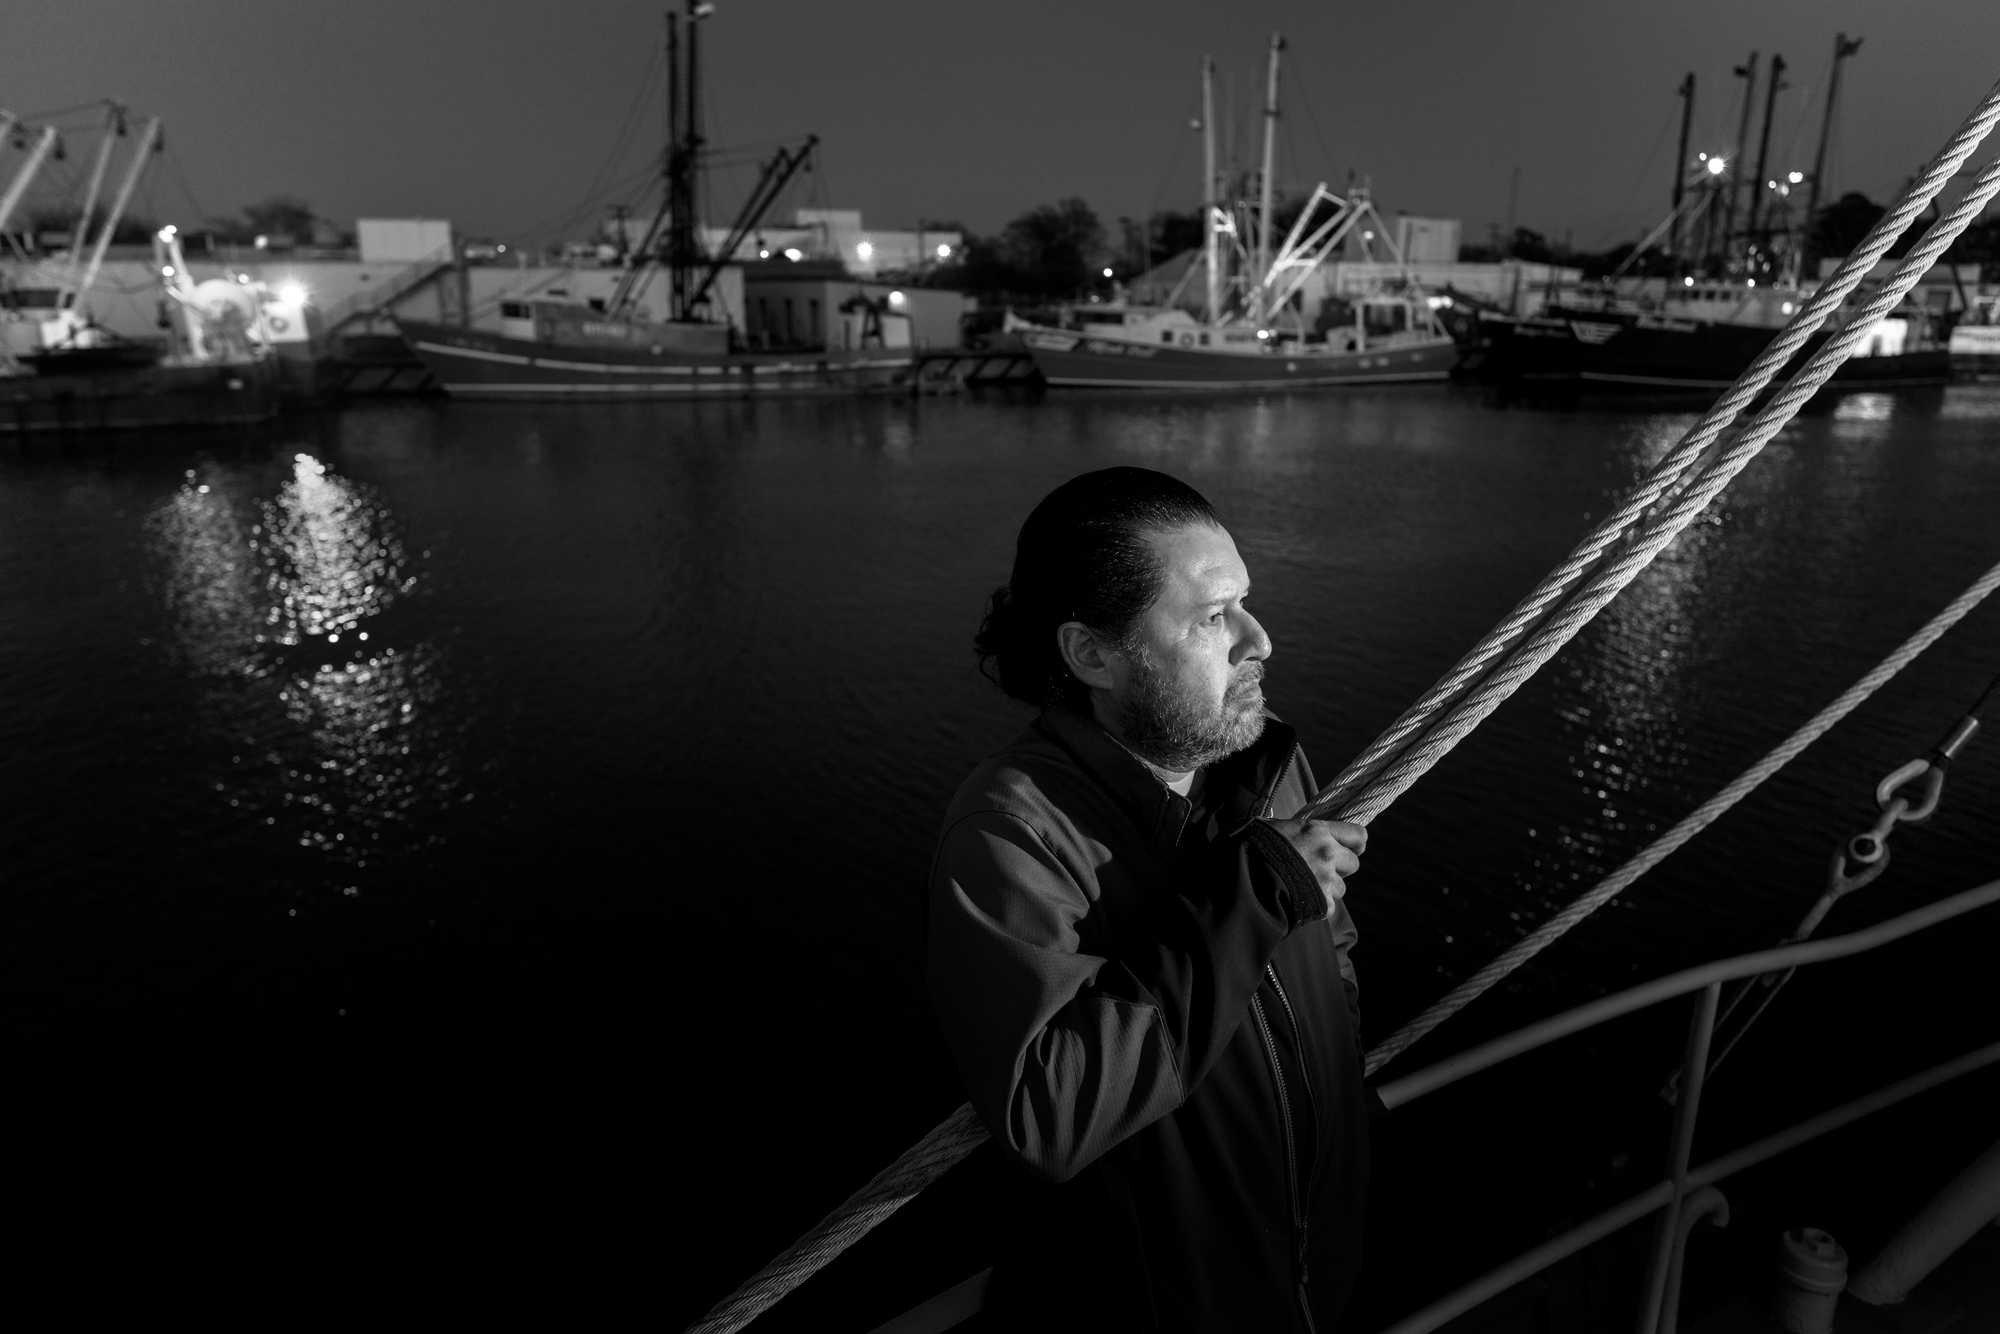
left=1304, top=77, right=2000, bottom=826
left=678, top=73, right=2000, bottom=1334
left=1364, top=557, right=2000, bottom=1077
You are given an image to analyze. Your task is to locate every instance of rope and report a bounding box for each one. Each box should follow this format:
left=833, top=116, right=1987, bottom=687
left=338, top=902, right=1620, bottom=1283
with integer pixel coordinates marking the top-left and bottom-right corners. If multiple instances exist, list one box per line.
left=1363, top=557, right=2000, bottom=1077
left=679, top=72, right=2000, bottom=1334
left=1301, top=74, right=2000, bottom=826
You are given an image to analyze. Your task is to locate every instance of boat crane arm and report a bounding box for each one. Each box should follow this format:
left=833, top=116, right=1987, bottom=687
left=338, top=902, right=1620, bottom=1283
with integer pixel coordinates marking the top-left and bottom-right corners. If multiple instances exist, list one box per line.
left=685, top=135, right=818, bottom=314
left=0, top=124, right=61, bottom=240
left=1608, top=187, right=1717, bottom=285
left=61, top=103, right=125, bottom=304
left=1256, top=186, right=1364, bottom=321
left=73, top=116, right=161, bottom=311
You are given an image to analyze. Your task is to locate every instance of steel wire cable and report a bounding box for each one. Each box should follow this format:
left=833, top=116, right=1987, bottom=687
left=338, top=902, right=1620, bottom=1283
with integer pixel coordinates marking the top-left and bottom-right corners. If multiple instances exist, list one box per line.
left=1363, top=555, right=2000, bottom=1077
left=1303, top=75, right=2000, bottom=824
left=676, top=72, right=2000, bottom=1334
left=1343, top=155, right=2000, bottom=1071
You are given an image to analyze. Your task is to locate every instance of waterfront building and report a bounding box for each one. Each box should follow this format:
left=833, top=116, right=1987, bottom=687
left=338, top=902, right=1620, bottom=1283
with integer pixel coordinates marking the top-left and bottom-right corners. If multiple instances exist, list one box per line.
left=2, top=211, right=969, bottom=357
left=603, top=208, right=965, bottom=279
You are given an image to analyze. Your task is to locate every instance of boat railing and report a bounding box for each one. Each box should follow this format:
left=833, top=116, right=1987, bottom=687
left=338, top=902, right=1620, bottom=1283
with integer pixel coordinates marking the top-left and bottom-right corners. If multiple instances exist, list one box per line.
left=1367, top=877, right=2000, bottom=1334
left=862, top=880, right=2000, bottom=1334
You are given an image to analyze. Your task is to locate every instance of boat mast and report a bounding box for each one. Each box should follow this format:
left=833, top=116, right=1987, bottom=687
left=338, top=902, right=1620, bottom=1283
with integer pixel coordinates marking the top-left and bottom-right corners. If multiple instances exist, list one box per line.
left=1669, top=73, right=1694, bottom=270
left=611, top=1, right=711, bottom=322
left=667, top=8, right=681, bottom=284
left=1202, top=55, right=1218, bottom=324
left=666, top=1, right=712, bottom=320
left=1745, top=53, right=1786, bottom=269
left=1254, top=32, right=1283, bottom=323
left=1802, top=34, right=1863, bottom=279
left=1720, top=52, right=1757, bottom=264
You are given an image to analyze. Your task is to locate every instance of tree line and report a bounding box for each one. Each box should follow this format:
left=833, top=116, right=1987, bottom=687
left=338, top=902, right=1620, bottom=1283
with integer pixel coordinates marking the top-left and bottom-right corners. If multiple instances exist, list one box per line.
left=1443, top=193, right=2000, bottom=282
left=20, top=195, right=345, bottom=251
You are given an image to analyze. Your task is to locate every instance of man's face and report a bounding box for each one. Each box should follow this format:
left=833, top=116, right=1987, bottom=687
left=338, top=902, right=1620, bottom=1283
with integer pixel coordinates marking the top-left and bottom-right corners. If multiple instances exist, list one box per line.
left=1103, top=522, right=1272, bottom=773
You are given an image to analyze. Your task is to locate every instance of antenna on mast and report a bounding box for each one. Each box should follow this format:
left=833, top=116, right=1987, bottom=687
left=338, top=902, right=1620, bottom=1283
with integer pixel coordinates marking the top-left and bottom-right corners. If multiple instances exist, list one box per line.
left=1254, top=32, right=1284, bottom=323
left=1720, top=52, right=1758, bottom=263
left=1202, top=55, right=1219, bottom=325
left=1745, top=53, right=1787, bottom=271
left=1669, top=73, right=1695, bottom=269
left=1801, top=34, right=1863, bottom=278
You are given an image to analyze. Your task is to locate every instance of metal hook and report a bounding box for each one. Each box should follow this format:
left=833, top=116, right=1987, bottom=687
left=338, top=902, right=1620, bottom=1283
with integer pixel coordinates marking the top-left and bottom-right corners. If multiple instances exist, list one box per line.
left=1874, top=757, right=1945, bottom=825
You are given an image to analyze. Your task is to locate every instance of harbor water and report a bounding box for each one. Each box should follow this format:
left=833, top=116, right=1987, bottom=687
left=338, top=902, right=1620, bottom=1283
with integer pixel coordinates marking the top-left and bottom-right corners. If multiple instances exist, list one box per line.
left=5, top=384, right=1998, bottom=1323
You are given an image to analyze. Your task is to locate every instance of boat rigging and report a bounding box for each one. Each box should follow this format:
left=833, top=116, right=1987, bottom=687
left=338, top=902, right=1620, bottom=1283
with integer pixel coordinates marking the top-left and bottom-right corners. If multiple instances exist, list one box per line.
left=392, top=2, right=917, bottom=399
left=608, top=1, right=819, bottom=323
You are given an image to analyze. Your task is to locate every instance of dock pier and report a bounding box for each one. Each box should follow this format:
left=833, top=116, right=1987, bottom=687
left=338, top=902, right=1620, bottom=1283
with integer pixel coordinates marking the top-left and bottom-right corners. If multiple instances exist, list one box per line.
left=907, top=347, right=1038, bottom=394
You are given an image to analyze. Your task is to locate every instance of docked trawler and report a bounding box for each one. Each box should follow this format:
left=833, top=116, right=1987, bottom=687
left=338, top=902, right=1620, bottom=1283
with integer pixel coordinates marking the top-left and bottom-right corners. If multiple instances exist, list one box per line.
left=1017, top=35, right=1459, bottom=391
left=396, top=9, right=911, bottom=399
left=0, top=105, right=300, bottom=432
left=1465, top=39, right=1952, bottom=399
left=1469, top=277, right=1953, bottom=397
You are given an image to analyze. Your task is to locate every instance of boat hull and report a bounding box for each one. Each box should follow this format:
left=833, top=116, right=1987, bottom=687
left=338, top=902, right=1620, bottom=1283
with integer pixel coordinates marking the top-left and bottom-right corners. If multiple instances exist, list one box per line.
left=1020, top=328, right=1459, bottom=389
left=0, top=358, right=281, bottom=434
left=395, top=321, right=914, bottom=399
left=1470, top=310, right=1953, bottom=396
left=1947, top=324, right=2000, bottom=380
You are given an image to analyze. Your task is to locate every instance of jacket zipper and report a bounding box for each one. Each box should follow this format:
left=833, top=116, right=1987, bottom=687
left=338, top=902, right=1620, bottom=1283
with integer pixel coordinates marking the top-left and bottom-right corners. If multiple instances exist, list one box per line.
left=1255, top=741, right=1304, bottom=820
left=1252, top=964, right=1319, bottom=1332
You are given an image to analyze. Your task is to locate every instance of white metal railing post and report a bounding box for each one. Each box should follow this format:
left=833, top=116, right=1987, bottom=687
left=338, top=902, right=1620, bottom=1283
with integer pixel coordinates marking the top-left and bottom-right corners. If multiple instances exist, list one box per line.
left=1636, top=982, right=1722, bottom=1334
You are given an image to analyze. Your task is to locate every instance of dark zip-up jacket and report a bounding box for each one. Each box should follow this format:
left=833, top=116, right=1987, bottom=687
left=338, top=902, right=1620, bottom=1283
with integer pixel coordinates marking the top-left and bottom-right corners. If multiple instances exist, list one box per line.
left=928, top=706, right=1370, bottom=1333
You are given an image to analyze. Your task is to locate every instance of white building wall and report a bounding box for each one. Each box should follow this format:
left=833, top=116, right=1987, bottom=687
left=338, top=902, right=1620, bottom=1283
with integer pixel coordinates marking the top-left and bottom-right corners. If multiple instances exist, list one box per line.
left=3, top=254, right=744, bottom=339
left=608, top=209, right=964, bottom=276
left=356, top=219, right=454, bottom=264
left=1392, top=216, right=1461, bottom=265
left=1306, top=260, right=1583, bottom=317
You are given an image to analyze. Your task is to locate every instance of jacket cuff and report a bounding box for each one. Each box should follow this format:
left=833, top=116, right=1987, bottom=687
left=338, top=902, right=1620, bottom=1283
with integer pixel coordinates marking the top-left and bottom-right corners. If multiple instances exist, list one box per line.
left=1244, top=819, right=1330, bottom=930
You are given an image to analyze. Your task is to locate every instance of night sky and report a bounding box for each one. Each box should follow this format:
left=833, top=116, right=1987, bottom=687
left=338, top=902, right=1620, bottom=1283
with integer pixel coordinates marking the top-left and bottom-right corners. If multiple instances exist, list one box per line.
left=7, top=0, right=1997, bottom=252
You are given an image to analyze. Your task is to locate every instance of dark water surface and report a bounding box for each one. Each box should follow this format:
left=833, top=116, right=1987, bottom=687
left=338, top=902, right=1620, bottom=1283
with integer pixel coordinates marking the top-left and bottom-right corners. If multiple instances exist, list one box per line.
left=5, top=385, right=1998, bottom=1322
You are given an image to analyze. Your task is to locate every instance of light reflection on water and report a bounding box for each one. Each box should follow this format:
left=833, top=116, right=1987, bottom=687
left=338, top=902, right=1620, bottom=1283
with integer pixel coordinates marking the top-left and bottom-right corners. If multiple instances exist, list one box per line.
left=1831, top=391, right=1896, bottom=422
left=256, top=453, right=414, bottom=648
left=1497, top=388, right=1998, bottom=956
left=147, top=451, right=465, bottom=890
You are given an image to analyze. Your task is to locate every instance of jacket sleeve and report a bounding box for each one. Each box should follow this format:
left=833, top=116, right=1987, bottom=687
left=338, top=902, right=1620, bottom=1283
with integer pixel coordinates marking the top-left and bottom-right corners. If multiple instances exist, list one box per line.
left=928, top=808, right=1326, bottom=1183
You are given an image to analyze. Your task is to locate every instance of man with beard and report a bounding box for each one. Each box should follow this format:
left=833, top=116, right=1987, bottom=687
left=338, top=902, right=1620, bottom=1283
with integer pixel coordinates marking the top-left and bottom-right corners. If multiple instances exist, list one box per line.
left=928, top=466, right=1372, bottom=1333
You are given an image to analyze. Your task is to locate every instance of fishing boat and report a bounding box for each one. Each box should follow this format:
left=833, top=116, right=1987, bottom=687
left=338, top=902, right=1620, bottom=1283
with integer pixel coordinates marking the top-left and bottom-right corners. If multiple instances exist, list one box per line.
left=395, top=6, right=913, bottom=400
left=0, top=106, right=284, bottom=434
left=1947, top=294, right=2000, bottom=378
left=1470, top=279, right=1953, bottom=399
left=1017, top=35, right=1459, bottom=391
left=1466, top=39, right=1952, bottom=402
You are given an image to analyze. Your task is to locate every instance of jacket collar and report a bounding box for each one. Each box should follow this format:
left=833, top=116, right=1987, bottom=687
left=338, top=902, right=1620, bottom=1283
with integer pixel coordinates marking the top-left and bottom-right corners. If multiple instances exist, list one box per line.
left=1034, top=704, right=1301, bottom=848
